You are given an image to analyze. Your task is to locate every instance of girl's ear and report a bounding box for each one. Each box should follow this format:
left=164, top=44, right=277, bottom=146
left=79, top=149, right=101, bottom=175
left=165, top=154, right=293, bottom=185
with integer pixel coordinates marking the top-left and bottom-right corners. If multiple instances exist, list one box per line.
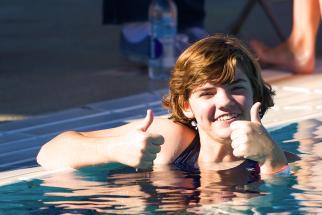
left=182, top=101, right=194, bottom=118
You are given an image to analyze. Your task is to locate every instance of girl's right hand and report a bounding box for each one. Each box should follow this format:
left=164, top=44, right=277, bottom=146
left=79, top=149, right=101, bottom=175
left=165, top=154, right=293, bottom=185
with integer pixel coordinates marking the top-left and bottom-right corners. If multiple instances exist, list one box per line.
left=107, top=109, right=164, bottom=170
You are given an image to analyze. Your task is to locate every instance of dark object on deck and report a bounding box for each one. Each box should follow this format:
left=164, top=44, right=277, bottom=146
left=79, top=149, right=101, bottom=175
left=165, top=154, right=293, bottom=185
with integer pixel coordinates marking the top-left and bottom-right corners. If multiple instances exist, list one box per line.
left=229, top=0, right=285, bottom=42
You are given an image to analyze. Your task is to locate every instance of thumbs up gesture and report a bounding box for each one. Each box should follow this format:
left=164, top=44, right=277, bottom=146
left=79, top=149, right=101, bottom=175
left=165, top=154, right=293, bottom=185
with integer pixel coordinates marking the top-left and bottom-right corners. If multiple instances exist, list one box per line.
left=230, top=102, right=286, bottom=167
left=110, top=109, right=164, bottom=170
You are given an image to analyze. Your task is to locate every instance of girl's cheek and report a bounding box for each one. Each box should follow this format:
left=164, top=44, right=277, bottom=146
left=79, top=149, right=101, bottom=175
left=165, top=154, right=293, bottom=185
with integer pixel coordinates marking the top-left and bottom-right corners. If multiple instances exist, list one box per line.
left=235, top=95, right=252, bottom=114
left=234, top=95, right=247, bottom=105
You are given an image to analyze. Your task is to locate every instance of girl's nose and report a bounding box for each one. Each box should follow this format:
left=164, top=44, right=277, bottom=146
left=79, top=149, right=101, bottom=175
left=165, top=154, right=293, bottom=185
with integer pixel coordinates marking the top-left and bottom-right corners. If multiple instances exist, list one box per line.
left=214, top=88, right=233, bottom=108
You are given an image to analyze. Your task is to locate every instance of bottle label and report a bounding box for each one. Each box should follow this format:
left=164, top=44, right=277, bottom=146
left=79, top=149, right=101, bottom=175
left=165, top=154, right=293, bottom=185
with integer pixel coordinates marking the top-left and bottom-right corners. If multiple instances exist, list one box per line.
left=151, top=16, right=176, bottom=38
left=150, top=16, right=176, bottom=67
left=150, top=38, right=162, bottom=59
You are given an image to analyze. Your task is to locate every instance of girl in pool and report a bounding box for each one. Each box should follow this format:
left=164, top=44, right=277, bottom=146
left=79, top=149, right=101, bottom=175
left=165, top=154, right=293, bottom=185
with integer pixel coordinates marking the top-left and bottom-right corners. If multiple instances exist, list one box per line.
left=37, top=34, right=293, bottom=175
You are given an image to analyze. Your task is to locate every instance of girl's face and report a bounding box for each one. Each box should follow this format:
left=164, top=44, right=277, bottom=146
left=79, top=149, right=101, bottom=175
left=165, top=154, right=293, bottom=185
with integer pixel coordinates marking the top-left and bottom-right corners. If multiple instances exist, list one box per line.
left=185, top=68, right=254, bottom=141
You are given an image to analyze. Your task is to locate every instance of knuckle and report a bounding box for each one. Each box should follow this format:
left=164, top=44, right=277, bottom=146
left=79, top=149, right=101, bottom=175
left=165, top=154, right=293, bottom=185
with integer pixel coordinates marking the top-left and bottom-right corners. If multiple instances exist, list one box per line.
left=239, top=144, right=247, bottom=152
left=233, top=149, right=239, bottom=157
left=231, top=133, right=238, bottom=140
left=137, top=132, right=148, bottom=141
left=148, top=161, right=154, bottom=168
left=245, top=126, right=252, bottom=134
left=138, top=140, right=148, bottom=150
left=141, top=134, right=149, bottom=143
left=151, top=153, right=157, bottom=160
left=231, top=140, right=236, bottom=148
left=134, top=151, right=144, bottom=164
left=159, top=135, right=165, bottom=143
left=141, top=161, right=153, bottom=170
left=155, top=145, right=161, bottom=153
left=243, top=135, right=250, bottom=142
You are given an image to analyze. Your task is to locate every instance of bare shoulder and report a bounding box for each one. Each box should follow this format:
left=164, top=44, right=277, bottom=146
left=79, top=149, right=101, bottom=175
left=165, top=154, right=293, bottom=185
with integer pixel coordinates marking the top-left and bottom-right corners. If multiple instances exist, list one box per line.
left=149, top=117, right=196, bottom=164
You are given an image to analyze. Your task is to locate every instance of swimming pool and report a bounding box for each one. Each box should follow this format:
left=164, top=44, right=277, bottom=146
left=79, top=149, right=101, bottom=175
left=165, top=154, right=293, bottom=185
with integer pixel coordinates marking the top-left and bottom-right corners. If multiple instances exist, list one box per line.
left=1, top=116, right=322, bottom=214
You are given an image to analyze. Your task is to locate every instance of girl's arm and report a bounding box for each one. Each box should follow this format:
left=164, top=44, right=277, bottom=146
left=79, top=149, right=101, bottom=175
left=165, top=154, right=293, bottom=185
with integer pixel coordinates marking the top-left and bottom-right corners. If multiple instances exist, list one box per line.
left=37, top=110, right=195, bottom=170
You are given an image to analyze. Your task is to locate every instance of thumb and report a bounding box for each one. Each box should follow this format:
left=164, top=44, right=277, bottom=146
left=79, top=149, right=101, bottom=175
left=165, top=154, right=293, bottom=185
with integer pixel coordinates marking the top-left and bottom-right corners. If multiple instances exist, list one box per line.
left=250, top=102, right=261, bottom=123
left=138, top=109, right=154, bottom=132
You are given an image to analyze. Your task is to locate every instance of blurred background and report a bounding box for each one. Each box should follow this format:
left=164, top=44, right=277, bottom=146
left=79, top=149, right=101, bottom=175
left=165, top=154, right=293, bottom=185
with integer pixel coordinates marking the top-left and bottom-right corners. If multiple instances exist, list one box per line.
left=0, top=0, right=321, bottom=123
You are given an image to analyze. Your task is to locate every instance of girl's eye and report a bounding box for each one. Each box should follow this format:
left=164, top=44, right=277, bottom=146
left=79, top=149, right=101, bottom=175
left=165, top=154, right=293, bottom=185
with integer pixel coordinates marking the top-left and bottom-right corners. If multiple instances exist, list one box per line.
left=231, top=86, right=245, bottom=93
left=200, top=92, right=215, bottom=97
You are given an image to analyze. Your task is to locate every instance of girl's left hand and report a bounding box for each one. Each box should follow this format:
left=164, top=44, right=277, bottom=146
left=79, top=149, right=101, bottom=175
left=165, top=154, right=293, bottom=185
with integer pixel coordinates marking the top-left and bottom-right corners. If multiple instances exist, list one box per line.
left=230, top=102, right=288, bottom=173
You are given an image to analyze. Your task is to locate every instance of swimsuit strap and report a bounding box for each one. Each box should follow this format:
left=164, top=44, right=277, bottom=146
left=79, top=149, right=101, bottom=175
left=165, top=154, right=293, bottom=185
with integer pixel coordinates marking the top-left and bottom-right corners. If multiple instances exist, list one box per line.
left=173, top=134, right=200, bottom=171
left=240, top=159, right=260, bottom=175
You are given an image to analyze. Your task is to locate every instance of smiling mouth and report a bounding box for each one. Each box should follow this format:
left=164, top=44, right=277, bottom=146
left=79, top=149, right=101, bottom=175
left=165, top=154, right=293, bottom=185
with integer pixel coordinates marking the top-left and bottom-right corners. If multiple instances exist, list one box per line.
left=215, top=113, right=240, bottom=122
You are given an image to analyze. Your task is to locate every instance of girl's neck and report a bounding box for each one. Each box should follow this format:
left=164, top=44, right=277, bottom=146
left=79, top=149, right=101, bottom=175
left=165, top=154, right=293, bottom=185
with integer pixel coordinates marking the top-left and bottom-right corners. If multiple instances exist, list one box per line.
left=197, top=132, right=242, bottom=164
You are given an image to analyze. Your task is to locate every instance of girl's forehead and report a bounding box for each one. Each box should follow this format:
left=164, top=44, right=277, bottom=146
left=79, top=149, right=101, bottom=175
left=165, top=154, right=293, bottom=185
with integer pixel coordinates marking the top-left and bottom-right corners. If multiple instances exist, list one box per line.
left=193, top=68, right=250, bottom=90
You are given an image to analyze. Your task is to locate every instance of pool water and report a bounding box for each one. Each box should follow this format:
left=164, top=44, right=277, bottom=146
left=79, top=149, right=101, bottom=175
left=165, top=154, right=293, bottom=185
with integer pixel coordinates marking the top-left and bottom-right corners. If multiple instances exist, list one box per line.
left=0, top=117, right=322, bottom=214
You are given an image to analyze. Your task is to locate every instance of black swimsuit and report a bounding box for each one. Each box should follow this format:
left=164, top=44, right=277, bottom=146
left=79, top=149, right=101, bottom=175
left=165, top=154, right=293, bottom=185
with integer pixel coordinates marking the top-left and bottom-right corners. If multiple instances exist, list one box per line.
left=173, top=134, right=200, bottom=171
left=173, top=134, right=260, bottom=176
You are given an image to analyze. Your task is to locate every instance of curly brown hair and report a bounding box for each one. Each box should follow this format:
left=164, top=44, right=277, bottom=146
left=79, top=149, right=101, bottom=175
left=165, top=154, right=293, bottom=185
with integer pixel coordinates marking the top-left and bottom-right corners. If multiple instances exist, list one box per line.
left=162, top=34, right=275, bottom=125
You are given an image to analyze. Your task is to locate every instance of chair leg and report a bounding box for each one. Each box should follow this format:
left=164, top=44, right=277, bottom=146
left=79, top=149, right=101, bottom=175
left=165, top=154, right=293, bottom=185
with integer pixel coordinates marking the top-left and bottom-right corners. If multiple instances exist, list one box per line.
left=229, top=0, right=257, bottom=35
left=228, top=0, right=285, bottom=42
left=257, top=0, right=286, bottom=42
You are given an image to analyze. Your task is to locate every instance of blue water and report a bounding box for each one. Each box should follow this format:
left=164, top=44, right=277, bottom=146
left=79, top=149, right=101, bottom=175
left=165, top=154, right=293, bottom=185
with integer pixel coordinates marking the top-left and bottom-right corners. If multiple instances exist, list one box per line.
left=1, top=118, right=322, bottom=214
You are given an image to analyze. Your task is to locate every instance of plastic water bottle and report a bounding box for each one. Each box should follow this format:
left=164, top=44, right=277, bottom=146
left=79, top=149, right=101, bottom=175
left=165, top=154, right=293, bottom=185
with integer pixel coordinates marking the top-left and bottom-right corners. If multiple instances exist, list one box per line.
left=148, top=0, right=177, bottom=80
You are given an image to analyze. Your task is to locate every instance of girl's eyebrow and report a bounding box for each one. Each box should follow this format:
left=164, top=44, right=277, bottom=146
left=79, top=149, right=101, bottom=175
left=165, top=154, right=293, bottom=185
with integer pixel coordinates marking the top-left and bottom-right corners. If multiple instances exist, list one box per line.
left=194, top=78, right=248, bottom=92
left=230, top=78, right=248, bottom=85
left=194, top=86, right=216, bottom=93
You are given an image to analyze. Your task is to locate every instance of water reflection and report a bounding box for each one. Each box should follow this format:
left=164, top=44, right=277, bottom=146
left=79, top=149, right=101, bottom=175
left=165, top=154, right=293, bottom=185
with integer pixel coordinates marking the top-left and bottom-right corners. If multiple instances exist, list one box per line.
left=39, top=163, right=265, bottom=214
left=290, top=119, right=322, bottom=214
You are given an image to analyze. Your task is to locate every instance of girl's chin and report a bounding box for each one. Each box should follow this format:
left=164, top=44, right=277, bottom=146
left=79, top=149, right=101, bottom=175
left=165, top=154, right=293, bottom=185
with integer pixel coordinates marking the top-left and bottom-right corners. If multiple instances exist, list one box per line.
left=212, top=127, right=232, bottom=140
left=215, top=120, right=234, bottom=129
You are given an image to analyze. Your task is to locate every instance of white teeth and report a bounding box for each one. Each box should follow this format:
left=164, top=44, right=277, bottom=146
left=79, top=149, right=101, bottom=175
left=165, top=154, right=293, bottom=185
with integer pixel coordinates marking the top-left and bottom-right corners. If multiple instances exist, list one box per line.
left=216, top=113, right=238, bottom=121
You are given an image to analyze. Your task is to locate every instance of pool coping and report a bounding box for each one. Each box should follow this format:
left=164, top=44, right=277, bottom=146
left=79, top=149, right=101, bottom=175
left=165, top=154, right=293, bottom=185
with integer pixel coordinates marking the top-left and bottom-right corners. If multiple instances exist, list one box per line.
left=0, top=166, right=75, bottom=186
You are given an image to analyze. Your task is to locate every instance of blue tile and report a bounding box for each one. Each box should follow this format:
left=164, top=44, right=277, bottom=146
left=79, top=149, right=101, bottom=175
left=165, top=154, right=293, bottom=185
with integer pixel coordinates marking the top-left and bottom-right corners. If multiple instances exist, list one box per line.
left=87, top=92, right=161, bottom=111
left=0, top=133, right=33, bottom=145
left=0, top=107, right=98, bottom=133
left=0, top=136, right=53, bottom=155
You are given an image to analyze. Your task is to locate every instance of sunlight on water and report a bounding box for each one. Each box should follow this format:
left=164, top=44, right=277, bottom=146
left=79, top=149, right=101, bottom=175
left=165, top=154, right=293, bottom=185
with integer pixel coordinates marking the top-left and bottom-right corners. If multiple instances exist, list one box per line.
left=0, top=117, right=322, bottom=214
